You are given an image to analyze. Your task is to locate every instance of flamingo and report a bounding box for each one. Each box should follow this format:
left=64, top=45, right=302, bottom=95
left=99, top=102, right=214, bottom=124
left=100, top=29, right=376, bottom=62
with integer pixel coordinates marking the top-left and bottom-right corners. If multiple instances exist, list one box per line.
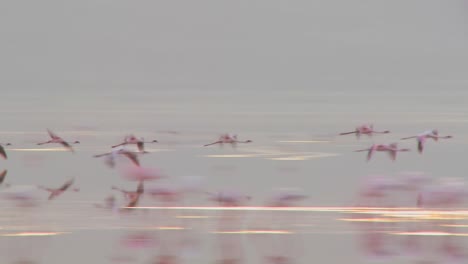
left=111, top=181, right=144, bottom=201
left=112, top=134, right=158, bottom=152
left=401, top=129, right=452, bottom=153
left=354, top=143, right=410, bottom=161
left=37, top=129, right=80, bottom=153
left=37, top=178, right=79, bottom=200
left=203, top=134, right=252, bottom=147
left=94, top=148, right=142, bottom=168
left=339, top=124, right=390, bottom=139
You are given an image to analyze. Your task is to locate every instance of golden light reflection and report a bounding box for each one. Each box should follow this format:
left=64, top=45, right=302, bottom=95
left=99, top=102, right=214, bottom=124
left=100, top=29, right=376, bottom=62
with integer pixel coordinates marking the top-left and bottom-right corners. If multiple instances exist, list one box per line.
left=269, top=153, right=340, bottom=160
left=390, top=231, right=468, bottom=237
left=338, top=218, right=415, bottom=223
left=212, top=230, right=293, bottom=234
left=1, top=232, right=69, bottom=237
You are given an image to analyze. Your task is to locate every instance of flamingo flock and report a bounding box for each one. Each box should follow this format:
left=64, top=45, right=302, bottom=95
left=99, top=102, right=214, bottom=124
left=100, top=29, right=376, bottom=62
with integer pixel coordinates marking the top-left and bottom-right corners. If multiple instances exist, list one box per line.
left=0, top=125, right=461, bottom=264
left=340, top=124, right=453, bottom=161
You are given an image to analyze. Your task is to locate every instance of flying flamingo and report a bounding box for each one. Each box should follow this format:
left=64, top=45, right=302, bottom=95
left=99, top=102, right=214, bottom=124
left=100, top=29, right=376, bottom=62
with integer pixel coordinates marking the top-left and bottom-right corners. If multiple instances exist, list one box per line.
left=354, top=143, right=410, bottom=161
left=203, top=134, right=252, bottom=147
left=339, top=124, right=390, bottom=139
left=37, top=129, right=80, bottom=153
left=401, top=129, right=452, bottom=153
left=37, top=178, right=79, bottom=200
left=112, top=134, right=158, bottom=152
left=111, top=181, right=144, bottom=201
left=93, top=148, right=142, bottom=168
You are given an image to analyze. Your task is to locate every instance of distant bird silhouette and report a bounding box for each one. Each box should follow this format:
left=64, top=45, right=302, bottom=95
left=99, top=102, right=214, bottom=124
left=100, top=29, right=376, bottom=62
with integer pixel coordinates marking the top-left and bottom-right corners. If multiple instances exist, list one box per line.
left=401, top=129, right=452, bottom=153
left=112, top=134, right=158, bottom=152
left=204, top=134, right=252, bottom=147
left=37, top=178, right=79, bottom=200
left=37, top=129, right=80, bottom=153
left=339, top=124, right=390, bottom=139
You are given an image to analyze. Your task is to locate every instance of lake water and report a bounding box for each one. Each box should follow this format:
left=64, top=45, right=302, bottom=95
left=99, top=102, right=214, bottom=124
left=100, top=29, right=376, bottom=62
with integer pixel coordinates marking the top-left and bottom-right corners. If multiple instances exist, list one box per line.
left=1, top=1, right=468, bottom=263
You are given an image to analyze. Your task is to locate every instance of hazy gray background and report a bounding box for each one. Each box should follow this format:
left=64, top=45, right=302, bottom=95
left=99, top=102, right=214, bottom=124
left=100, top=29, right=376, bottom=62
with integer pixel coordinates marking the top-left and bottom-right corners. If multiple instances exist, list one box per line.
left=1, top=1, right=468, bottom=263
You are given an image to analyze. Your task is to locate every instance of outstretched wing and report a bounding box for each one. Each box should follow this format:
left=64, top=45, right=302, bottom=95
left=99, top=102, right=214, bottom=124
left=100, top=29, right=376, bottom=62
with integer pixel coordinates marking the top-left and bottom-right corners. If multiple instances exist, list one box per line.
left=204, top=141, right=222, bottom=147
left=121, top=151, right=140, bottom=166
left=367, top=146, right=375, bottom=161
left=60, top=141, right=74, bottom=153
left=0, top=145, right=7, bottom=160
left=137, top=141, right=144, bottom=152
left=387, top=150, right=397, bottom=161
left=59, top=179, right=74, bottom=191
left=47, top=129, right=61, bottom=140
left=0, top=170, right=7, bottom=184
left=417, top=137, right=424, bottom=153
left=126, top=194, right=140, bottom=208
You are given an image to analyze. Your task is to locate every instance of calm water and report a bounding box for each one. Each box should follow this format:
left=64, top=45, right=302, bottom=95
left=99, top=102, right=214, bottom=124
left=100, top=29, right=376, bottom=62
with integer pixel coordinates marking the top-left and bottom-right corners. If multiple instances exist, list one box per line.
left=2, top=1, right=468, bottom=263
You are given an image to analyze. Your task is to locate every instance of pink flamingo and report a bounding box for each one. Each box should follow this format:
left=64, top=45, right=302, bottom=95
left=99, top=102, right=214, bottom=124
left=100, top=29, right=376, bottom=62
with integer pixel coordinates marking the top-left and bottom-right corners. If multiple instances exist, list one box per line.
left=203, top=134, right=252, bottom=147
left=339, top=124, right=390, bottom=139
left=111, top=181, right=144, bottom=201
left=354, top=143, right=410, bottom=161
left=401, top=129, right=452, bottom=153
left=112, top=134, right=158, bottom=152
left=37, top=129, right=80, bottom=153
left=37, top=178, right=79, bottom=200
left=94, top=148, right=142, bottom=168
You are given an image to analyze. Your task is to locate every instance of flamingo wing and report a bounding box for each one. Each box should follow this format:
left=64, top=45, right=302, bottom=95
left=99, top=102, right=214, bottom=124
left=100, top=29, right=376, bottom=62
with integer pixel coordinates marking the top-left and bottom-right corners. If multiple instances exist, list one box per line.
left=47, top=129, right=61, bottom=140
left=387, top=150, right=397, bottom=161
left=121, top=151, right=140, bottom=166
left=60, top=141, right=74, bottom=153
left=367, top=146, right=375, bottom=161
left=126, top=194, right=140, bottom=208
left=204, top=141, right=222, bottom=147
left=0, top=170, right=7, bottom=184
left=59, top=179, right=74, bottom=191
left=417, top=136, right=425, bottom=154
left=137, top=141, right=144, bottom=152
left=0, top=145, right=7, bottom=160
